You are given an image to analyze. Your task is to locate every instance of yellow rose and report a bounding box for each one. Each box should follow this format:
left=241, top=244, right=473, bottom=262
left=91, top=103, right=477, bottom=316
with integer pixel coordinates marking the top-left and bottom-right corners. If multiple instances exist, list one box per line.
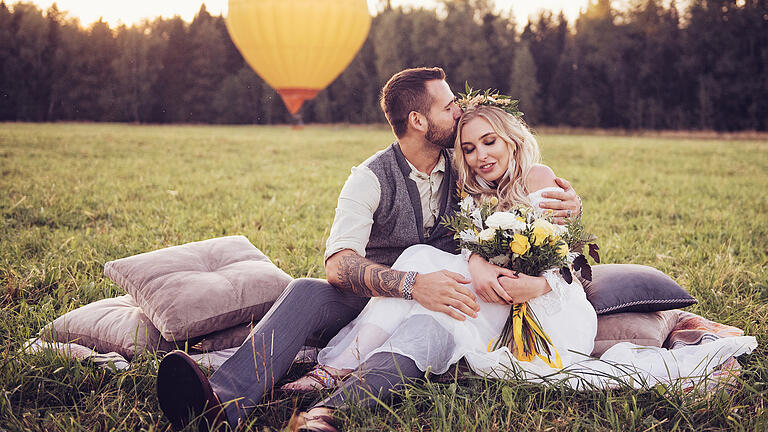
left=532, top=226, right=548, bottom=246
left=532, top=218, right=556, bottom=246
left=489, top=196, right=499, bottom=206
left=509, top=234, right=530, bottom=255
left=516, top=216, right=525, bottom=223
left=558, top=243, right=569, bottom=257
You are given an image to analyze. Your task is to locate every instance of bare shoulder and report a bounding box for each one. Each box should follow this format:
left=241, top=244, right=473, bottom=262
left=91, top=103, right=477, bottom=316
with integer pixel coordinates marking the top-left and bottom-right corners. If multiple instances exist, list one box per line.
left=525, top=164, right=558, bottom=193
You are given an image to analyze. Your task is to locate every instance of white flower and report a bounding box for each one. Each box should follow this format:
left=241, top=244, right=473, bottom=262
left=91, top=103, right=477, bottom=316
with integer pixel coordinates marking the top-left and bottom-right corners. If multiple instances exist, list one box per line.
left=460, top=195, right=475, bottom=213
left=471, top=209, right=483, bottom=229
left=486, top=211, right=526, bottom=232
left=478, top=228, right=496, bottom=241
left=459, top=229, right=479, bottom=244
left=489, top=254, right=510, bottom=267
left=553, top=223, right=568, bottom=236
left=566, top=252, right=580, bottom=264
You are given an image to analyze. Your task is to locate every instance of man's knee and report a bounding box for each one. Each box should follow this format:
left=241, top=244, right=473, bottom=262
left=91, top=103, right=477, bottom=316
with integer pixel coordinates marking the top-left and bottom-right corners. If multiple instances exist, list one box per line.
left=319, top=353, right=421, bottom=409
left=273, top=278, right=363, bottom=328
left=282, top=277, right=342, bottom=306
left=362, top=352, right=423, bottom=382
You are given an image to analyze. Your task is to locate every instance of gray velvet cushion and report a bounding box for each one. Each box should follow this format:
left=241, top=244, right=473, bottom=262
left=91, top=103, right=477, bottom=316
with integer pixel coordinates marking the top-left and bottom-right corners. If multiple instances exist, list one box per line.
left=577, top=264, right=697, bottom=315
left=42, top=294, right=173, bottom=360
left=104, top=236, right=293, bottom=341
left=591, top=310, right=679, bottom=357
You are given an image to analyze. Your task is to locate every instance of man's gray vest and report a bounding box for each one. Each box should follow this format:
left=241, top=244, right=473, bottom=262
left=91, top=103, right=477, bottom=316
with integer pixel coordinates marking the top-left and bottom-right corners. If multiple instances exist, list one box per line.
left=364, top=143, right=459, bottom=267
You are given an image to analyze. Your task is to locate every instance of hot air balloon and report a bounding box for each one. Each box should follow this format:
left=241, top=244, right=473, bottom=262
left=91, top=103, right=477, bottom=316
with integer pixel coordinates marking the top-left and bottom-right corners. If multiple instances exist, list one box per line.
left=225, top=0, right=372, bottom=117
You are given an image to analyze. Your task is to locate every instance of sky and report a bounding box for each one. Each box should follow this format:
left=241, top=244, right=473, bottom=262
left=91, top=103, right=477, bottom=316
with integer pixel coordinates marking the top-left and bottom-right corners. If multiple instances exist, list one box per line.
left=24, top=0, right=592, bottom=28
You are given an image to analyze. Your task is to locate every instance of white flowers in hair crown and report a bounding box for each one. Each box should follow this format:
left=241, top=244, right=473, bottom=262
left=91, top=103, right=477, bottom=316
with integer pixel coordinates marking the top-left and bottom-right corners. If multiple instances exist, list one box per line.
left=456, top=82, right=524, bottom=117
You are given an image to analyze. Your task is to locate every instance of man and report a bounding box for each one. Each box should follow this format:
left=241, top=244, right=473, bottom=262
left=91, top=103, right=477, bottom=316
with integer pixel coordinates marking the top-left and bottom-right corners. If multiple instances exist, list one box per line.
left=156, top=67, right=581, bottom=431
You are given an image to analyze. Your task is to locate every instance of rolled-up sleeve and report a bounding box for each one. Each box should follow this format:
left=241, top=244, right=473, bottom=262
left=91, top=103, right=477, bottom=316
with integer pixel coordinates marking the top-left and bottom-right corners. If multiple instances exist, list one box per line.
left=324, top=165, right=381, bottom=263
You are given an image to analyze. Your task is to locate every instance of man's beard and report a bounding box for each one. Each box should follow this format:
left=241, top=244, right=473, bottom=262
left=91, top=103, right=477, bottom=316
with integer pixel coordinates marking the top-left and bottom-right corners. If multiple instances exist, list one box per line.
left=425, top=118, right=457, bottom=149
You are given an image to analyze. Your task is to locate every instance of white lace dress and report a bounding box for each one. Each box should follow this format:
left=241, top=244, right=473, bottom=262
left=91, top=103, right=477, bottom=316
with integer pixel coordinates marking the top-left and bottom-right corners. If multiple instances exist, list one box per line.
left=317, top=187, right=757, bottom=388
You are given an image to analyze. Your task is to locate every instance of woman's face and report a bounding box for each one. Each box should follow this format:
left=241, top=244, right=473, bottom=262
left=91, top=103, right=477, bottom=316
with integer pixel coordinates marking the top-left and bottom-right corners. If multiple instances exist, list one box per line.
left=459, top=116, right=511, bottom=183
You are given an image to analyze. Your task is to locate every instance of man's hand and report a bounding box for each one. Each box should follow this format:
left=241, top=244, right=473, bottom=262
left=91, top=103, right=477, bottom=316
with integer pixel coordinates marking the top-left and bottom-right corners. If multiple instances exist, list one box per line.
left=411, top=270, right=479, bottom=321
left=497, top=273, right=551, bottom=304
left=326, top=250, right=479, bottom=321
left=538, top=177, right=581, bottom=224
left=467, top=254, right=518, bottom=304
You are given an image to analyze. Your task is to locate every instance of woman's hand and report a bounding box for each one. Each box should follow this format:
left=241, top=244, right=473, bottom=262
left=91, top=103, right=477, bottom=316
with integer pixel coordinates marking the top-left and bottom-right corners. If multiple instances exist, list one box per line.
left=498, top=273, right=552, bottom=304
left=467, top=254, right=518, bottom=304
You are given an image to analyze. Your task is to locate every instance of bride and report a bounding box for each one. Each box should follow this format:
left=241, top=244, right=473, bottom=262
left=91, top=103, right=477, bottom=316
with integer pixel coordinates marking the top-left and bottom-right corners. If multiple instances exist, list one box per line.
left=287, top=99, right=757, bottom=430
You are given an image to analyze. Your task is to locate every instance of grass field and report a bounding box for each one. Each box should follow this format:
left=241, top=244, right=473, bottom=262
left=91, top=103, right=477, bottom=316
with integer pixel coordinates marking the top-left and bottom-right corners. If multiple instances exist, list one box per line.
left=1, top=122, right=767, bottom=431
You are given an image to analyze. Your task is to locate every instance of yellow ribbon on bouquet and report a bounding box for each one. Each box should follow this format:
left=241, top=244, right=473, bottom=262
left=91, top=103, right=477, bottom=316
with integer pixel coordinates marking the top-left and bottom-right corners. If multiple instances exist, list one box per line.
left=512, top=303, right=535, bottom=362
left=504, top=303, right=563, bottom=369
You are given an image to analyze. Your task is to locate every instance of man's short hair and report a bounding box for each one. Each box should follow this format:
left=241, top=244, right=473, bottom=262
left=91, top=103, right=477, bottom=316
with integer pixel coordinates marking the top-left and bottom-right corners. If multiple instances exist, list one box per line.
left=380, top=67, right=446, bottom=138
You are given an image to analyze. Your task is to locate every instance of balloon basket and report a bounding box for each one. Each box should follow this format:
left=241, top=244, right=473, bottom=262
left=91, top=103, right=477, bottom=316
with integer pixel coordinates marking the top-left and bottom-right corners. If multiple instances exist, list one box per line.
left=291, top=113, right=304, bottom=130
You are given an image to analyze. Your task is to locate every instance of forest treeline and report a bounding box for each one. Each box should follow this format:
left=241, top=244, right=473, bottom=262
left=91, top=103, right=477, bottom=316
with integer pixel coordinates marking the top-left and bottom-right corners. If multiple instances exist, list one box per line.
left=1, top=0, right=766, bottom=130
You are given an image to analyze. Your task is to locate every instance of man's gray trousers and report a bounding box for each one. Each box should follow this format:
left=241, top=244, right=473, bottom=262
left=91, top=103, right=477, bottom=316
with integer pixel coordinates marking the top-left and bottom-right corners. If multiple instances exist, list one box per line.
left=208, top=278, right=426, bottom=426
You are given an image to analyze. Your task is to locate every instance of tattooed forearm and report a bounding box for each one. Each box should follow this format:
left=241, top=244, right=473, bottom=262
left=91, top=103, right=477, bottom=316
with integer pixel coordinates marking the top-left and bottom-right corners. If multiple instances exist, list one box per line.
left=333, top=253, right=405, bottom=297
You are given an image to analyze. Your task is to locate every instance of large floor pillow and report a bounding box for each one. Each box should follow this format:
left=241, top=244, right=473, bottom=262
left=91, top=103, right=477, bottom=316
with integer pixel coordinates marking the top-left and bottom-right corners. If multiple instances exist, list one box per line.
left=104, top=236, right=293, bottom=342
left=577, top=264, right=697, bottom=315
left=591, top=310, right=680, bottom=357
left=41, top=294, right=174, bottom=360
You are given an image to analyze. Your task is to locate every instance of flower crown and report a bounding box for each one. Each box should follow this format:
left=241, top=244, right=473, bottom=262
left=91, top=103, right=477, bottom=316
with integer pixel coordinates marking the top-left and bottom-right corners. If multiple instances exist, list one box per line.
left=456, top=82, right=523, bottom=117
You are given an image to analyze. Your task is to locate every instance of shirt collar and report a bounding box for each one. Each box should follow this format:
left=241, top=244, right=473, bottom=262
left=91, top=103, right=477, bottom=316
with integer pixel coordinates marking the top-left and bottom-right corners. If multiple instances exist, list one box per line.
left=406, top=153, right=446, bottom=179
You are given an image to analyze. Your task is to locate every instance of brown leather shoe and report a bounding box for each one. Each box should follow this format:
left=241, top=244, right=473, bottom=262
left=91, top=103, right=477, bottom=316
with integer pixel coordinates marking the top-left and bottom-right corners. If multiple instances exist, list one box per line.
left=157, top=350, right=227, bottom=431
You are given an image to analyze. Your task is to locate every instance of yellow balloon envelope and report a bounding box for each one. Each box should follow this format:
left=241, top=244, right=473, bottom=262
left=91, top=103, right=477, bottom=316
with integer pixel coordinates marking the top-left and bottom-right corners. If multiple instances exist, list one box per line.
left=226, top=0, right=372, bottom=114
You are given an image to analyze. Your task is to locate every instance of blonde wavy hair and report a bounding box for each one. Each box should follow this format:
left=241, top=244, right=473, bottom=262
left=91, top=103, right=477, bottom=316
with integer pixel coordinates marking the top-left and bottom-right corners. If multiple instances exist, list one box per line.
left=454, top=105, right=541, bottom=210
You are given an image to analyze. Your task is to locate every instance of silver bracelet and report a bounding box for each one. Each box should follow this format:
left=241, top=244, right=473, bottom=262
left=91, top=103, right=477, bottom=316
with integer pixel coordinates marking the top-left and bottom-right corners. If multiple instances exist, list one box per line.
left=576, top=196, right=583, bottom=218
left=402, top=271, right=418, bottom=300
left=461, top=248, right=472, bottom=262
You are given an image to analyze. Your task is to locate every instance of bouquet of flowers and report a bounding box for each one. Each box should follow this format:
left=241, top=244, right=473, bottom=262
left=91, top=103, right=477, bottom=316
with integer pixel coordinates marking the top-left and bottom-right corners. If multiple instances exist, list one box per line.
left=442, top=193, right=599, bottom=368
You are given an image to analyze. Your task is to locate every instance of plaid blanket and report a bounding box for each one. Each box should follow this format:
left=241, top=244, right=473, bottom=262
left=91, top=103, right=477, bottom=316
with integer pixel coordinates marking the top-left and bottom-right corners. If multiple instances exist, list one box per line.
left=659, top=310, right=748, bottom=392
left=664, top=310, right=746, bottom=349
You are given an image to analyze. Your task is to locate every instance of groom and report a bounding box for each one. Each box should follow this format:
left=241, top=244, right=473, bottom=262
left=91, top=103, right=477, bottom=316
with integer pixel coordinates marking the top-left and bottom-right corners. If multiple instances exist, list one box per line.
left=156, top=67, right=581, bottom=430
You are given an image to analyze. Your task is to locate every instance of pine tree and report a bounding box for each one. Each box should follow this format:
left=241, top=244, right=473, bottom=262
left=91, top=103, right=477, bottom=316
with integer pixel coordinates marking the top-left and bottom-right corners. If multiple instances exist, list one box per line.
left=212, top=66, right=266, bottom=124
left=185, top=4, right=227, bottom=122
left=112, top=23, right=163, bottom=122
left=508, top=41, right=541, bottom=124
left=151, top=17, right=191, bottom=122
left=522, top=11, right=568, bottom=124
left=0, top=1, right=17, bottom=119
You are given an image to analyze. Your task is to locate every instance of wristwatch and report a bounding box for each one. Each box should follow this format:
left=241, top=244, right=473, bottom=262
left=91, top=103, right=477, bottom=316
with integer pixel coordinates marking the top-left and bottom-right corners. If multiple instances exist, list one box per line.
left=402, top=271, right=418, bottom=300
